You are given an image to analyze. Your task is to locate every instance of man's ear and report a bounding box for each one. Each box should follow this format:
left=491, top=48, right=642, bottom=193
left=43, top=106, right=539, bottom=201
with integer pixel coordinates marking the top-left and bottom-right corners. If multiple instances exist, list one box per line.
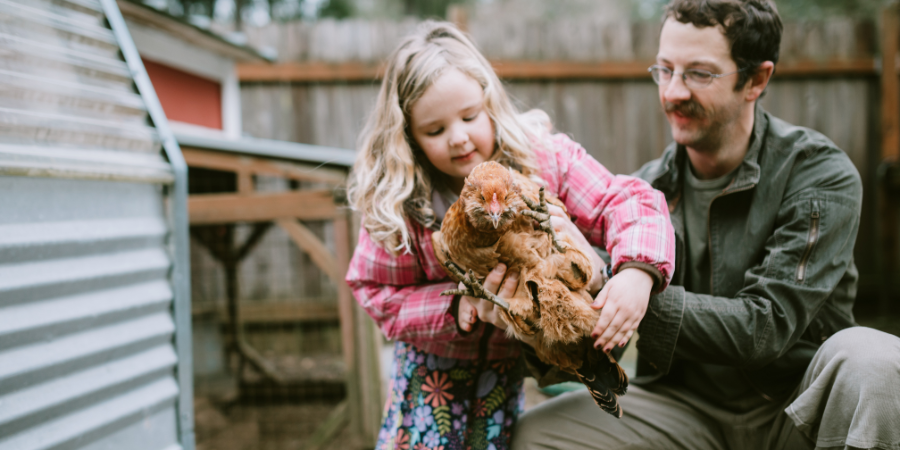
left=745, top=61, right=775, bottom=102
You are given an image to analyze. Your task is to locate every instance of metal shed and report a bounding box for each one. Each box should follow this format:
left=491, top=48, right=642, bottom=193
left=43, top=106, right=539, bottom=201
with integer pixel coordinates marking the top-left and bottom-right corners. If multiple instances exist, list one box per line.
left=0, top=1, right=194, bottom=449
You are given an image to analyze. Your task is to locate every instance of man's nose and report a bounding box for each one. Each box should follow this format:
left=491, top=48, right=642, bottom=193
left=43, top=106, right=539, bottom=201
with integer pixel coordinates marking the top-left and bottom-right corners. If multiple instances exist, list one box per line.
left=663, top=74, right=691, bottom=103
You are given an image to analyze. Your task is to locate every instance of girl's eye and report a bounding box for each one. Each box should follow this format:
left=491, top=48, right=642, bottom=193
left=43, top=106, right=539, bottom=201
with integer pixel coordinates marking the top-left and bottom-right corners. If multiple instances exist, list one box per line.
left=426, top=128, right=443, bottom=136
left=462, top=113, right=478, bottom=122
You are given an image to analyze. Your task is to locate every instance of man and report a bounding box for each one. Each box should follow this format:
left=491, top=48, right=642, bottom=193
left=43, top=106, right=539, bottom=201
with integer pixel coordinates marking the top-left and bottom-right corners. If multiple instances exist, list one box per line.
left=512, top=1, right=900, bottom=449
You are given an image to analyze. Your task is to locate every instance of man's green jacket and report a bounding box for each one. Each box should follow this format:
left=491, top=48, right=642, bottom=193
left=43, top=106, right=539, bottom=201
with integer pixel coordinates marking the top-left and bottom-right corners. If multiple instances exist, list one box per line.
left=633, top=106, right=862, bottom=401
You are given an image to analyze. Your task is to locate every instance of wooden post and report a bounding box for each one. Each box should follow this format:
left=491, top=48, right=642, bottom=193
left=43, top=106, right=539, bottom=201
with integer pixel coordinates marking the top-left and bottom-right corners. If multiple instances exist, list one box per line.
left=880, top=3, right=900, bottom=314
left=882, top=4, right=899, bottom=163
left=447, top=4, right=468, bottom=33
left=334, top=211, right=383, bottom=448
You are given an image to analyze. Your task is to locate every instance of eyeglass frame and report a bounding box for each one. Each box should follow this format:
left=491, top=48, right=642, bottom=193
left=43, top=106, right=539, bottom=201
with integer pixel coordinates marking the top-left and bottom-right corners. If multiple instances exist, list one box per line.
left=647, top=64, right=751, bottom=88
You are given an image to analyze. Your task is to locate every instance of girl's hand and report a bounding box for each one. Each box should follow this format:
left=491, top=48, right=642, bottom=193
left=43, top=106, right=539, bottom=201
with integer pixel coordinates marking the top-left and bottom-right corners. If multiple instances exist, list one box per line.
left=457, top=295, right=478, bottom=332
left=544, top=205, right=607, bottom=294
left=590, top=268, right=653, bottom=352
left=459, top=264, right=519, bottom=331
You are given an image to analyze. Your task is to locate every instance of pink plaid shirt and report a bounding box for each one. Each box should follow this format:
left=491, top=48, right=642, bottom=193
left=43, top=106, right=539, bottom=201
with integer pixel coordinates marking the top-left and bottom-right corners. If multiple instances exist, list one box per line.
left=346, top=133, right=675, bottom=360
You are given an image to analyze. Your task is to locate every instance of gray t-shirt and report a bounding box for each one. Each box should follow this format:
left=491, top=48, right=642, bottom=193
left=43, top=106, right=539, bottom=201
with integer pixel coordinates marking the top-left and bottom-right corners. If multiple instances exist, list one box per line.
left=679, top=161, right=768, bottom=412
left=682, top=163, right=736, bottom=295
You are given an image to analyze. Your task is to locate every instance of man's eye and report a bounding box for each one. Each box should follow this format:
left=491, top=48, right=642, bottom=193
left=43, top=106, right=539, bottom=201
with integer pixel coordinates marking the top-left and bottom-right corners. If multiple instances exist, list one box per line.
left=687, top=70, right=713, bottom=81
left=426, top=128, right=443, bottom=136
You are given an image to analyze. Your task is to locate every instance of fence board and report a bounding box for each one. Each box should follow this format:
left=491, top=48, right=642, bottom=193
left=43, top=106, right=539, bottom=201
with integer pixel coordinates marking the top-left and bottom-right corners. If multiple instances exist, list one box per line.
left=236, top=16, right=885, bottom=322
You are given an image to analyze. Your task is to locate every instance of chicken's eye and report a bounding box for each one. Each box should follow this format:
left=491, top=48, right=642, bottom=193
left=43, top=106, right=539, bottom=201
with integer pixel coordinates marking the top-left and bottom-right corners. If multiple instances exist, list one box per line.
left=481, top=195, right=485, bottom=202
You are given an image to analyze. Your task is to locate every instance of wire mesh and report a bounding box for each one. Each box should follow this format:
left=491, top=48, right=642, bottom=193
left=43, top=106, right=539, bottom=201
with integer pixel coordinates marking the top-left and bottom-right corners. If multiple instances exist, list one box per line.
left=187, top=166, right=349, bottom=450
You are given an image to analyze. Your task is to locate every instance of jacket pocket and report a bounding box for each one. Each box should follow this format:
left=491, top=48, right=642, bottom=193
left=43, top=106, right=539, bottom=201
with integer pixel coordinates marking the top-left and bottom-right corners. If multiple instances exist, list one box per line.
left=795, top=199, right=820, bottom=282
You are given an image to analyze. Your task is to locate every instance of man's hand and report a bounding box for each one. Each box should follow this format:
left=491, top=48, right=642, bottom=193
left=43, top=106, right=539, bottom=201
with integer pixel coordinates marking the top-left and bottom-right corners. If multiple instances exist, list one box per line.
left=590, top=268, right=653, bottom=352
left=457, top=264, right=518, bottom=332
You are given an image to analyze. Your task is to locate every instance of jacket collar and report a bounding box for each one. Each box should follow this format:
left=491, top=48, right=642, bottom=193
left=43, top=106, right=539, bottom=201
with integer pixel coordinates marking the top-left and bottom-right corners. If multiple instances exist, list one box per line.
left=651, top=105, right=768, bottom=196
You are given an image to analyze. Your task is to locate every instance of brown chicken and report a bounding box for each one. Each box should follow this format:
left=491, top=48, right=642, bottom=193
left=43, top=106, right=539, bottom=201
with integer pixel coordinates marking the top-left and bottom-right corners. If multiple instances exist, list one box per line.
left=431, top=161, right=628, bottom=417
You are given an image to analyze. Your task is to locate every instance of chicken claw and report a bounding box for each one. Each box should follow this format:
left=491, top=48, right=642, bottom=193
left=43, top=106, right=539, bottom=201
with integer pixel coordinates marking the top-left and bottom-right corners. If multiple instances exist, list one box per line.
left=440, top=261, right=511, bottom=311
left=521, top=187, right=567, bottom=253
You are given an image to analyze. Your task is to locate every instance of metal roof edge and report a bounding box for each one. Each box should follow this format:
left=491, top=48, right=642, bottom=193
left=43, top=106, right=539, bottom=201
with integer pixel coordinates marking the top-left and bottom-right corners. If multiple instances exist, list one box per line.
left=116, top=0, right=273, bottom=63
left=173, top=133, right=357, bottom=168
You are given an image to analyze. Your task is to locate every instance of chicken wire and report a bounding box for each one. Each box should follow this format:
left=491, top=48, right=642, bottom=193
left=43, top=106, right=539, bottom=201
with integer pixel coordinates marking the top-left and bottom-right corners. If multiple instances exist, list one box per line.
left=187, top=166, right=348, bottom=450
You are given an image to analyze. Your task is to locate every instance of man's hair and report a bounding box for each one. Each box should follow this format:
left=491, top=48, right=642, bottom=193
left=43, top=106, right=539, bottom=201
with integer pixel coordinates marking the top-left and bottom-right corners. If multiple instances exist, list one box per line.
left=664, top=0, right=782, bottom=90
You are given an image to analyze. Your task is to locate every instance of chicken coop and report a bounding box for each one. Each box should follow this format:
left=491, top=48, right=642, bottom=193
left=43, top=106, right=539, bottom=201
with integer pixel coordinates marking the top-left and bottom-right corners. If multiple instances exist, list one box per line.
left=106, top=3, right=384, bottom=448
left=180, top=134, right=383, bottom=450
left=0, top=0, right=193, bottom=449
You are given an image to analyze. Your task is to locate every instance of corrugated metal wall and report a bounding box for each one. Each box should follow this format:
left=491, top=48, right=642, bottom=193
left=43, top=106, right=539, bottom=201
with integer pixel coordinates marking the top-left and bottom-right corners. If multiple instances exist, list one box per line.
left=0, top=0, right=189, bottom=449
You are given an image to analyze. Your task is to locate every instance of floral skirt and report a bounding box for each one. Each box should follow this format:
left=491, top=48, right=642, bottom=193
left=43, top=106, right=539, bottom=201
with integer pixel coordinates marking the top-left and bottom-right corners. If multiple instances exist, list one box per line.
left=376, top=341, right=525, bottom=450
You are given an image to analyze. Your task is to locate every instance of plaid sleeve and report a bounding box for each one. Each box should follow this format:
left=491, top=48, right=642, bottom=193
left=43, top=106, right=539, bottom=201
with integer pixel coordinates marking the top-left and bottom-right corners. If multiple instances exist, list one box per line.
left=539, top=134, right=676, bottom=291
left=345, top=225, right=467, bottom=344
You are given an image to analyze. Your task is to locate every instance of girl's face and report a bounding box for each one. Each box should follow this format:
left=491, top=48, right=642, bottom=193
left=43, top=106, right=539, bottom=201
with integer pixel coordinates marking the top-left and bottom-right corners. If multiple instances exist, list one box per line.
left=409, top=68, right=495, bottom=193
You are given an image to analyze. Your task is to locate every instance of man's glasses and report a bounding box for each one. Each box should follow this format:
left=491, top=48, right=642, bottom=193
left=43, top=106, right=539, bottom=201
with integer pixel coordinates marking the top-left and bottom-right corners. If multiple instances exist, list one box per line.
left=648, top=65, right=749, bottom=89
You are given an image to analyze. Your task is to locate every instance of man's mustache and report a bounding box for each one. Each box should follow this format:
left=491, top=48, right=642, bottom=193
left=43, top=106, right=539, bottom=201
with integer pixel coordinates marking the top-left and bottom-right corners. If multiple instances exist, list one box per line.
left=664, top=100, right=705, bottom=118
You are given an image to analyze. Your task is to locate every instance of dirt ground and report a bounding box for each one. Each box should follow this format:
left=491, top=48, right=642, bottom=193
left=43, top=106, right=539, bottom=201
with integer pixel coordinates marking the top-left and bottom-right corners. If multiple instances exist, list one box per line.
left=194, top=382, right=552, bottom=450
left=194, top=311, right=899, bottom=450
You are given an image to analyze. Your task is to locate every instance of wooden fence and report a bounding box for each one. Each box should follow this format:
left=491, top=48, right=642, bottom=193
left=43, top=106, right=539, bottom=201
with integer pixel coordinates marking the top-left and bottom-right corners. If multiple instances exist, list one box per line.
left=235, top=16, right=889, bottom=304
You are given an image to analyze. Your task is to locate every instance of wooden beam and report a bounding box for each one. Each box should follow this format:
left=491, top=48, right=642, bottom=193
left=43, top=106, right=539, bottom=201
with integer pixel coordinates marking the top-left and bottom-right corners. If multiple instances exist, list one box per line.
left=193, top=301, right=339, bottom=323
left=188, top=190, right=337, bottom=224
left=240, top=302, right=339, bottom=324
left=883, top=7, right=900, bottom=162
left=182, top=147, right=347, bottom=185
left=334, top=214, right=356, bottom=374
left=237, top=170, right=254, bottom=193
left=238, top=61, right=384, bottom=82
left=776, top=58, right=878, bottom=77
left=237, top=58, right=879, bottom=83
left=276, top=218, right=341, bottom=284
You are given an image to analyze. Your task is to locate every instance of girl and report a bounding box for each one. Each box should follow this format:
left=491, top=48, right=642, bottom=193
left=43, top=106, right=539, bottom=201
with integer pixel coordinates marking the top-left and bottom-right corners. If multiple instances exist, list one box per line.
left=346, top=21, right=675, bottom=450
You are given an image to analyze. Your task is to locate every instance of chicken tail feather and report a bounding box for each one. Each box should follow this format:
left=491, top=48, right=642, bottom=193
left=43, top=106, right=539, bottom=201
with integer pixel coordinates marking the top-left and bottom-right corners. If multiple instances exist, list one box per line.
left=574, top=347, right=629, bottom=418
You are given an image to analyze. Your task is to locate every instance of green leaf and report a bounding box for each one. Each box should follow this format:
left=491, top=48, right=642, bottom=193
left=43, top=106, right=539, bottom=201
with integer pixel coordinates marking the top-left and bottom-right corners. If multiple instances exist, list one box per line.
left=449, top=368, right=470, bottom=381
left=409, top=375, right=423, bottom=399
left=484, top=385, right=506, bottom=413
left=470, top=417, right=487, bottom=446
left=434, top=405, right=452, bottom=435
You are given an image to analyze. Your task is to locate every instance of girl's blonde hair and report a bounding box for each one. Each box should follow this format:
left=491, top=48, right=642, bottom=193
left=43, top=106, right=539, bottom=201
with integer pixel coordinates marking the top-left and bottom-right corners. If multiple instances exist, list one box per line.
left=347, top=20, right=551, bottom=254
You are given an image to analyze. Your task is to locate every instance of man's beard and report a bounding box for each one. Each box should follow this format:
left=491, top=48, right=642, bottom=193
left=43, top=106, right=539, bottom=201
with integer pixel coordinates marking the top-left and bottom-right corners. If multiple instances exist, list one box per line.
left=664, top=99, right=724, bottom=152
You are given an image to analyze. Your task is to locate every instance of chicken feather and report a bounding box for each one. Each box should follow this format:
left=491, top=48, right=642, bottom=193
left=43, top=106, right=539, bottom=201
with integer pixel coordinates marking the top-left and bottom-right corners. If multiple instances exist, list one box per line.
left=432, top=161, right=628, bottom=417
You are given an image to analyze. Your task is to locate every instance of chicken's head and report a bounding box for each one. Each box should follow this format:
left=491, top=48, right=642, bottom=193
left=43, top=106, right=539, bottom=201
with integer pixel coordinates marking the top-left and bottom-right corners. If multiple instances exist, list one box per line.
left=461, top=161, right=521, bottom=230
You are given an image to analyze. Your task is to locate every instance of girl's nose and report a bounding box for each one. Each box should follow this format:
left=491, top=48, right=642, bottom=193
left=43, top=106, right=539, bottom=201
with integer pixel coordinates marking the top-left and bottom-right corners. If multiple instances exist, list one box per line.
left=448, top=125, right=469, bottom=147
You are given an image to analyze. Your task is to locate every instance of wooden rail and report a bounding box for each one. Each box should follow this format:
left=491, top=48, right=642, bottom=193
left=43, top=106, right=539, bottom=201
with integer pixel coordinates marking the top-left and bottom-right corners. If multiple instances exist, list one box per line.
left=237, top=58, right=879, bottom=82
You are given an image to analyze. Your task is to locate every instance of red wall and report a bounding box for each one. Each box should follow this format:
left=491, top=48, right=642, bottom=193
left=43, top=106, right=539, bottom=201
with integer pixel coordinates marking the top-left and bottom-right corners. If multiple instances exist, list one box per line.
left=143, top=59, right=222, bottom=129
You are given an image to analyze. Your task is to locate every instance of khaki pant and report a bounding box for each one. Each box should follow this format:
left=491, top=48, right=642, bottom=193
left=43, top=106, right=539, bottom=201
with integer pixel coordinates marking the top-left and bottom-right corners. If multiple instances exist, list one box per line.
left=512, top=327, right=900, bottom=450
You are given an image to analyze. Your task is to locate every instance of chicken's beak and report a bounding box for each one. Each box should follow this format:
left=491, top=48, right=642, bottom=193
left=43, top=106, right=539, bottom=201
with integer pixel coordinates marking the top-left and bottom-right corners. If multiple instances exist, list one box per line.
left=489, top=193, right=501, bottom=228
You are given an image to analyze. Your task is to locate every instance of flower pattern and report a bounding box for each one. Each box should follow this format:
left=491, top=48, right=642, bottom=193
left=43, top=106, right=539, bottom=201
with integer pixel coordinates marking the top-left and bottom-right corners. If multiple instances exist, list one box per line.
left=375, top=341, right=525, bottom=450
left=414, top=405, right=434, bottom=432
left=423, top=373, right=455, bottom=407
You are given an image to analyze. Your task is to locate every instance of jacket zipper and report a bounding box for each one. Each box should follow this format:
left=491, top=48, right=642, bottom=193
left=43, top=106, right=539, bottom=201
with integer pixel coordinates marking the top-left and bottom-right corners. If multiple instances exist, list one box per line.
left=796, top=200, right=820, bottom=282
left=707, top=184, right=756, bottom=294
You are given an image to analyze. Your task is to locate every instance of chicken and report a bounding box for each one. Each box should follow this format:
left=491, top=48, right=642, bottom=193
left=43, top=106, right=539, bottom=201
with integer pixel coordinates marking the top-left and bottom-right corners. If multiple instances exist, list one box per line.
left=431, top=161, right=628, bottom=417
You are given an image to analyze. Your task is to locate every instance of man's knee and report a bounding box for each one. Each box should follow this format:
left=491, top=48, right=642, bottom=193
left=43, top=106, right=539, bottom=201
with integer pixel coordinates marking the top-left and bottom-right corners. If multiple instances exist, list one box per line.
left=816, top=327, right=900, bottom=374
left=511, top=390, right=607, bottom=450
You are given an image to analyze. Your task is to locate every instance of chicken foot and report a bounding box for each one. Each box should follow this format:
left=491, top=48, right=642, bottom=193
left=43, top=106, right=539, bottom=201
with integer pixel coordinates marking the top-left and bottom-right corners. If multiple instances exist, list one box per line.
left=521, top=187, right=567, bottom=253
left=440, top=260, right=511, bottom=311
